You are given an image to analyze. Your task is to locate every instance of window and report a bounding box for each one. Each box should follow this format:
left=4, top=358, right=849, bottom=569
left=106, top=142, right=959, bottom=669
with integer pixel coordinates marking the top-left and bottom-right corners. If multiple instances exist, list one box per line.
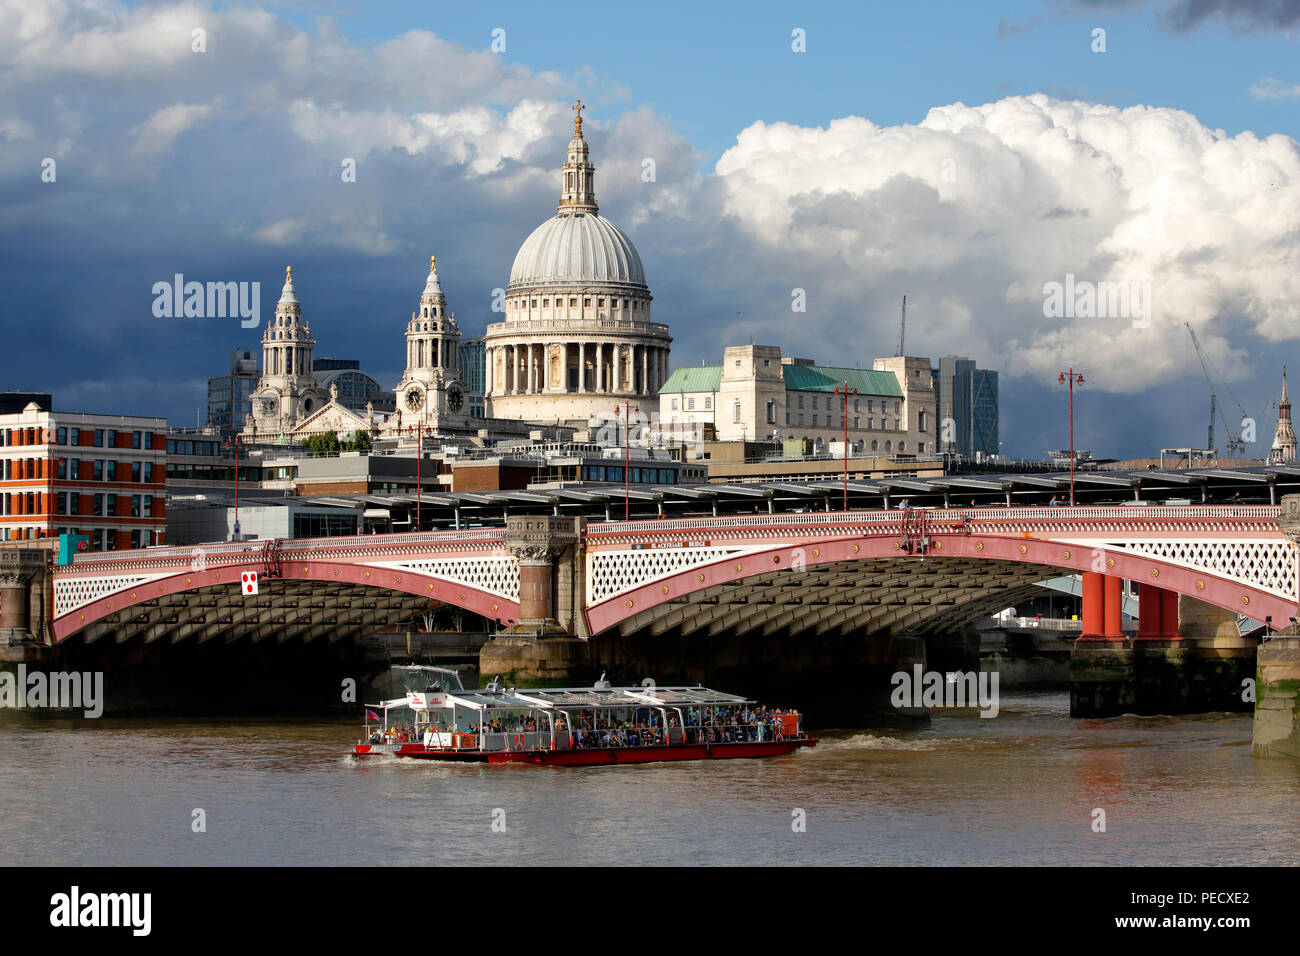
left=671, top=399, right=679, bottom=411
left=918, top=411, right=928, bottom=432
left=106, top=430, right=116, bottom=448
left=93, top=429, right=103, bottom=447
left=766, top=400, right=776, bottom=424
left=812, top=415, right=818, bottom=426
left=143, top=496, right=152, bottom=517
left=899, top=441, right=906, bottom=452
left=93, top=493, right=103, bottom=517
left=106, top=494, right=116, bottom=516
left=132, top=462, right=141, bottom=482
left=131, top=495, right=141, bottom=517
left=868, top=418, right=874, bottom=430
left=687, top=397, right=695, bottom=411
left=733, top=402, right=741, bottom=423
left=56, top=427, right=66, bottom=445
left=704, top=397, right=711, bottom=410
left=70, top=428, right=80, bottom=445
left=93, top=460, right=103, bottom=481
left=895, top=420, right=901, bottom=431
left=885, top=441, right=892, bottom=452
left=854, top=417, right=860, bottom=429
left=132, top=431, right=141, bottom=449
left=583, top=298, right=591, bottom=307
left=56, top=459, right=66, bottom=479
left=106, top=460, right=116, bottom=481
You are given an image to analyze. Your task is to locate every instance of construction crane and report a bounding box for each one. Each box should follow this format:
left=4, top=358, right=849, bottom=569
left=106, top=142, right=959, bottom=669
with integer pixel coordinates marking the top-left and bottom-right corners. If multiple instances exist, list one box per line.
left=1184, top=322, right=1248, bottom=457
left=895, top=295, right=907, bottom=357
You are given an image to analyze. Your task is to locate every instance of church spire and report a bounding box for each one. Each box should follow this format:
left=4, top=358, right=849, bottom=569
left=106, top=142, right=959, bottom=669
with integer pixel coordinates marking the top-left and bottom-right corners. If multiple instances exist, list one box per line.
left=1271, top=366, right=1296, bottom=463
left=558, top=99, right=598, bottom=214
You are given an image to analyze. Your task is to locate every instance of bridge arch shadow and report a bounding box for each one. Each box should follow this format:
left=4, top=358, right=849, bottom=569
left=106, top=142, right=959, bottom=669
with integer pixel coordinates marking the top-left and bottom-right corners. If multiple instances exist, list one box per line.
left=52, top=559, right=520, bottom=645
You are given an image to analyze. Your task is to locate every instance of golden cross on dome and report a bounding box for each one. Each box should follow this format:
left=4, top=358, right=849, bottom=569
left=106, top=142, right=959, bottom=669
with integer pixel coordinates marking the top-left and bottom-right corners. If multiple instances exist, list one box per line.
left=430, top=255, right=437, bottom=272
left=572, top=99, right=585, bottom=133
left=285, top=265, right=292, bottom=282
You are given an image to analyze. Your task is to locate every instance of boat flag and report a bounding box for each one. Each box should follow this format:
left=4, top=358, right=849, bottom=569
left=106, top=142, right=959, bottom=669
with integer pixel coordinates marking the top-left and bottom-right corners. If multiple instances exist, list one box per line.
left=241, top=570, right=259, bottom=595
left=366, top=710, right=381, bottom=721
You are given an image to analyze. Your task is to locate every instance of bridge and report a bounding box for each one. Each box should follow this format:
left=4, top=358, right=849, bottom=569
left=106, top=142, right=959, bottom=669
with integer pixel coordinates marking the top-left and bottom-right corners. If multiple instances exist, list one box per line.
left=12, top=503, right=1300, bottom=748
left=38, top=505, right=1296, bottom=645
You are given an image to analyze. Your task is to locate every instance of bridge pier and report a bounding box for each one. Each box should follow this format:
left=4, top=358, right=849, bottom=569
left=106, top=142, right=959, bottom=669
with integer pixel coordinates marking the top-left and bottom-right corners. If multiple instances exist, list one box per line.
left=479, top=516, right=595, bottom=685
left=1072, top=585, right=1259, bottom=717
left=0, top=549, right=49, bottom=645
left=1253, top=635, right=1300, bottom=757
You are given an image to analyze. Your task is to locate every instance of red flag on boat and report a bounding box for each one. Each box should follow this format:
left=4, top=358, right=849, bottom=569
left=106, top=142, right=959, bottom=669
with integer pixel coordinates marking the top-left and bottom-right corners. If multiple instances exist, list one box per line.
left=366, top=710, right=380, bottom=721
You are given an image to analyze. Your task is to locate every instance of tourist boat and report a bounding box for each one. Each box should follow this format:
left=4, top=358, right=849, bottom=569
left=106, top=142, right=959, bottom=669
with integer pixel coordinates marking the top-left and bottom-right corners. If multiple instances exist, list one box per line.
left=350, top=666, right=817, bottom=765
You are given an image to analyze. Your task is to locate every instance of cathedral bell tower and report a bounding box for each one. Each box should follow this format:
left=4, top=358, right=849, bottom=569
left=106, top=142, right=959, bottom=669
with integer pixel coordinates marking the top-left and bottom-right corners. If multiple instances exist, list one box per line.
left=247, top=266, right=325, bottom=438
left=394, top=256, right=467, bottom=439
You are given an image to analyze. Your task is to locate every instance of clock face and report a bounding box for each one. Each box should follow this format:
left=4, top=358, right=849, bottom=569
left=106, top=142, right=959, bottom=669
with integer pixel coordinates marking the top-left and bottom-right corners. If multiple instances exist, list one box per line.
left=405, top=387, right=424, bottom=411
left=447, top=385, right=464, bottom=412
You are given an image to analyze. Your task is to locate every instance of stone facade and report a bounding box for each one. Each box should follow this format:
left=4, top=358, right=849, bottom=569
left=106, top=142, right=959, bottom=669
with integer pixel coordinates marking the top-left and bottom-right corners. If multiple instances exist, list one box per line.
left=657, top=345, right=940, bottom=455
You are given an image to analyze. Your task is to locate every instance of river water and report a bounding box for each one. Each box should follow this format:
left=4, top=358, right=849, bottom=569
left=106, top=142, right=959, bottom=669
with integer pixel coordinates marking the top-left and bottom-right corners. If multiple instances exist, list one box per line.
left=1, top=692, right=1295, bottom=866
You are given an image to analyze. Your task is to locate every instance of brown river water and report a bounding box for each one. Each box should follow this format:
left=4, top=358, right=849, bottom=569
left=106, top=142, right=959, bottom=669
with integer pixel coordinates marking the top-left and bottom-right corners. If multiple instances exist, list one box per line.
left=1, top=692, right=1295, bottom=866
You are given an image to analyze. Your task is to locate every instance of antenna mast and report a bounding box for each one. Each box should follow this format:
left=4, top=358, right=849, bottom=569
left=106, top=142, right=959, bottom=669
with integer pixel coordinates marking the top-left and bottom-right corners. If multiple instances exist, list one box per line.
left=896, top=295, right=906, bottom=357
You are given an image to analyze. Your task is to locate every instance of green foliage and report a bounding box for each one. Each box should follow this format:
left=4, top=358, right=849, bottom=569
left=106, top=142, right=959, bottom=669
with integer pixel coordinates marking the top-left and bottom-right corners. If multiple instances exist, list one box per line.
left=300, top=429, right=373, bottom=456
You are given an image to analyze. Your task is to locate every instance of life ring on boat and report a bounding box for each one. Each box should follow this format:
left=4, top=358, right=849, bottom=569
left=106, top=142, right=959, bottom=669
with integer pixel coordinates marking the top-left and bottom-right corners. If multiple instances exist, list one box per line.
left=513, top=734, right=525, bottom=750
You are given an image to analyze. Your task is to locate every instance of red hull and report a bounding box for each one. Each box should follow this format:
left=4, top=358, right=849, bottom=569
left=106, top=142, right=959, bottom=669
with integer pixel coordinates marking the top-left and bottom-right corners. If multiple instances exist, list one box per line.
left=352, top=738, right=817, bottom=765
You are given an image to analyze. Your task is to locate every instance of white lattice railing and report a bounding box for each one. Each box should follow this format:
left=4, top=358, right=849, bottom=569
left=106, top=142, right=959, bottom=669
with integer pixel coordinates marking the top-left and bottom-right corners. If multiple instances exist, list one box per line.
left=370, top=555, right=520, bottom=602
left=586, top=508, right=1297, bottom=606
left=586, top=506, right=1283, bottom=544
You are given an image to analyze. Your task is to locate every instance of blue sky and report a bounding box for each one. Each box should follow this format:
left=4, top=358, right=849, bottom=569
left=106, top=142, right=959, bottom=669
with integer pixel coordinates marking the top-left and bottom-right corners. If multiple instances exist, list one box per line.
left=2, top=0, right=1298, bottom=457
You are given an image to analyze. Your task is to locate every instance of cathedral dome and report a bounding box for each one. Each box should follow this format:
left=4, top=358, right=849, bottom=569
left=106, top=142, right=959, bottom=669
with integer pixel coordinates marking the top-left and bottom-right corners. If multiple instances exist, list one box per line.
left=508, top=212, right=646, bottom=290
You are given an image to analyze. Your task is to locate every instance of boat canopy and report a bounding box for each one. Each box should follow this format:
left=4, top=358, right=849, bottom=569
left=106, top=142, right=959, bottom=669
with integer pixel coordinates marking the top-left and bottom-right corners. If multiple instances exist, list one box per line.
left=365, top=684, right=753, bottom=715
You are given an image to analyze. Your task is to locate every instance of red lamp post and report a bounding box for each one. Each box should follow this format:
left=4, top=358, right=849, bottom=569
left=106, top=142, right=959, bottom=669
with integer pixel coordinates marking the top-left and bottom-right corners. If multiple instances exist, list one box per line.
left=1057, top=369, right=1085, bottom=505
left=225, top=434, right=242, bottom=539
left=834, top=381, right=858, bottom=512
left=615, top=403, right=639, bottom=521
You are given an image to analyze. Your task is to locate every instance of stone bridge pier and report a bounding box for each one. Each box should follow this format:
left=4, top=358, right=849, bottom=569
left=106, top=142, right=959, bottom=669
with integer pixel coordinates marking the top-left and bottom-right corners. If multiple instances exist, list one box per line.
left=479, top=516, right=596, bottom=684
left=0, top=548, right=51, bottom=645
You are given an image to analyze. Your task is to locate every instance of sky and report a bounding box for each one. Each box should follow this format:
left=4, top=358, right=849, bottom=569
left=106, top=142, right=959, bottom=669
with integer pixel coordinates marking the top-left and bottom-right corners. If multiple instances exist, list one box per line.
left=1, top=0, right=1298, bottom=459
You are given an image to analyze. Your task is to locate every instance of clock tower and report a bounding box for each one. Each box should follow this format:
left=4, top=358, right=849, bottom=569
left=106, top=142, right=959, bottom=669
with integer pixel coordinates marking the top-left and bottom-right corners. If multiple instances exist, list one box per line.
left=394, top=256, right=468, bottom=440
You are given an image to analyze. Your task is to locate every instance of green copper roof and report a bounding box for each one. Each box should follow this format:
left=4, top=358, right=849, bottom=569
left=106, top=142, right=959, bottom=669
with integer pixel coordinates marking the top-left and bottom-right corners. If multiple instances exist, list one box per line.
left=781, top=364, right=903, bottom=397
left=659, top=366, right=722, bottom=394
left=658, top=362, right=902, bottom=397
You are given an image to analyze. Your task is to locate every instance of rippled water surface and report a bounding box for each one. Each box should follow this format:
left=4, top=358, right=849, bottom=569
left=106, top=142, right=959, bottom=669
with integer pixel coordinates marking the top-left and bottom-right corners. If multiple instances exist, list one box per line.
left=1, top=693, right=1295, bottom=865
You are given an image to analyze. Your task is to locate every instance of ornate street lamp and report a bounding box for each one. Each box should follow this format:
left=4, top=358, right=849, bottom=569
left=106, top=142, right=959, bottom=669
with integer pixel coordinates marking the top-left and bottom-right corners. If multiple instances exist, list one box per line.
left=1057, top=370, right=1085, bottom=505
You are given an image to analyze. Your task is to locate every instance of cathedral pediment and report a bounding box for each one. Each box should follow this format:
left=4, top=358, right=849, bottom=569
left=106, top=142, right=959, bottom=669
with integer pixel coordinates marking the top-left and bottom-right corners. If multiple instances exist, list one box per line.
left=293, top=400, right=371, bottom=438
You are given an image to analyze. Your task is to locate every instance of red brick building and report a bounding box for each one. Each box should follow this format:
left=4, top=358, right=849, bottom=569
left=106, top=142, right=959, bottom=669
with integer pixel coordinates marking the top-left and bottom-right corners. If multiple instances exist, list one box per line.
left=0, top=401, right=167, bottom=550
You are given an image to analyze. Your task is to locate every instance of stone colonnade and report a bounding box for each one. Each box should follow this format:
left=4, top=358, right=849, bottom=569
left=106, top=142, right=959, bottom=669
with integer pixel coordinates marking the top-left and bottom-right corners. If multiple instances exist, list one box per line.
left=486, top=341, right=670, bottom=398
